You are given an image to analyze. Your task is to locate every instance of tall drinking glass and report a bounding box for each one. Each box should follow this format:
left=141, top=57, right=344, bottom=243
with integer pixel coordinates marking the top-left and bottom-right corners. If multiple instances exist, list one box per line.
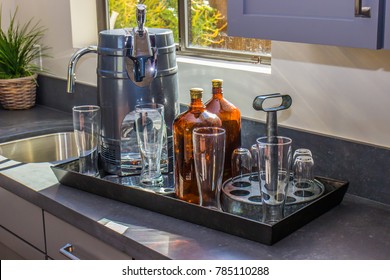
left=257, top=136, right=292, bottom=224
left=193, top=127, right=226, bottom=209
left=72, top=105, right=101, bottom=177
left=135, top=103, right=165, bottom=186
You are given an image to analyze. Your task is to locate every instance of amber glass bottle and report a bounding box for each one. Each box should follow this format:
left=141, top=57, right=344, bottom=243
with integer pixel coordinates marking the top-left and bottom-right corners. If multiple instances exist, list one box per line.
left=205, top=79, right=241, bottom=182
left=173, top=88, right=222, bottom=204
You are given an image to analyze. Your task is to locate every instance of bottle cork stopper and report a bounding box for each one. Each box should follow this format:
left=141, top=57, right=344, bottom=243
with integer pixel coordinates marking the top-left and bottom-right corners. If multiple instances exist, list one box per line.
left=212, top=79, right=223, bottom=87
left=190, top=88, right=203, bottom=99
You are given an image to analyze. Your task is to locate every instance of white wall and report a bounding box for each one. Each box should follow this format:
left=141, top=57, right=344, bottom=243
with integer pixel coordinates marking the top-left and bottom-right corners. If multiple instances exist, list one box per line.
left=4, top=0, right=390, bottom=149
left=0, top=1, right=15, bottom=30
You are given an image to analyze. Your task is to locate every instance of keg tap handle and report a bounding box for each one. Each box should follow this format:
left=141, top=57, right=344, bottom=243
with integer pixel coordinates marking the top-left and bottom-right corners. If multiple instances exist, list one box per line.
left=136, top=4, right=146, bottom=35
left=126, top=4, right=157, bottom=85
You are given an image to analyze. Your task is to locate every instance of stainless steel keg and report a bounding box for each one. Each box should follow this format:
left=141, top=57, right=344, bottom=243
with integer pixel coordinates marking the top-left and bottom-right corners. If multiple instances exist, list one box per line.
left=67, top=5, right=179, bottom=176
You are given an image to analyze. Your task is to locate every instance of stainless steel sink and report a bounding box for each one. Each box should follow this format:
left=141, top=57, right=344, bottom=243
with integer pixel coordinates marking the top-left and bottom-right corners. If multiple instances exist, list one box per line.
left=0, top=132, right=78, bottom=163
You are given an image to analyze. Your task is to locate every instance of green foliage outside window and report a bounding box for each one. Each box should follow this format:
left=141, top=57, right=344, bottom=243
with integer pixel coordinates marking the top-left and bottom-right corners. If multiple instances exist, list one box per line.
left=190, top=0, right=226, bottom=46
left=108, top=0, right=226, bottom=47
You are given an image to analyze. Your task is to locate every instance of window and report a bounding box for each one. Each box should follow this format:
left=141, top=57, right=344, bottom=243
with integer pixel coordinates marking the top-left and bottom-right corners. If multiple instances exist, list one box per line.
left=98, top=0, right=271, bottom=64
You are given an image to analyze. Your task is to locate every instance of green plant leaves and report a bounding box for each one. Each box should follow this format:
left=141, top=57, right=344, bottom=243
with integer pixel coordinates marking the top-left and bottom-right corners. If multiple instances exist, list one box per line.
left=0, top=6, right=49, bottom=79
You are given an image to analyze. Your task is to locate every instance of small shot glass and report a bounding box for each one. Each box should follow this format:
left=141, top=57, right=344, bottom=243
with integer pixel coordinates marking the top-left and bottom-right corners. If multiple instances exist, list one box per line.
left=249, top=144, right=259, bottom=181
left=293, top=148, right=312, bottom=164
left=231, top=147, right=252, bottom=187
left=250, top=144, right=259, bottom=172
left=291, top=148, right=313, bottom=179
left=293, top=155, right=315, bottom=196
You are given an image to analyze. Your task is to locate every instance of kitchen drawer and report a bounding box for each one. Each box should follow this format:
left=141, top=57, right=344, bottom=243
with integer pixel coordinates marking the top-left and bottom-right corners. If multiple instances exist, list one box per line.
left=0, top=226, right=46, bottom=260
left=0, top=187, right=45, bottom=252
left=44, top=212, right=132, bottom=260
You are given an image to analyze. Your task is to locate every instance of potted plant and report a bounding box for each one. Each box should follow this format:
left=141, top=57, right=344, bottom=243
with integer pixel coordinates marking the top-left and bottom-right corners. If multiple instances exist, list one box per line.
left=0, top=7, right=49, bottom=110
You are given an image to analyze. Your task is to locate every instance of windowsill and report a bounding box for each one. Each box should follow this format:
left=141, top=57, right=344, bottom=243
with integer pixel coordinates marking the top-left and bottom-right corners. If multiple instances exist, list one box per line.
left=176, top=56, right=271, bottom=74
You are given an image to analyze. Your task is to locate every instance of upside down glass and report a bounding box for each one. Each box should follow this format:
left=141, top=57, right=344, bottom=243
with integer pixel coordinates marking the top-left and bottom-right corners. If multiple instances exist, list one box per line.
left=257, top=136, right=292, bottom=224
left=193, top=127, right=226, bottom=209
left=231, top=147, right=252, bottom=187
left=293, top=155, right=315, bottom=194
left=72, top=105, right=101, bottom=177
left=293, top=148, right=312, bottom=163
left=135, top=103, right=165, bottom=186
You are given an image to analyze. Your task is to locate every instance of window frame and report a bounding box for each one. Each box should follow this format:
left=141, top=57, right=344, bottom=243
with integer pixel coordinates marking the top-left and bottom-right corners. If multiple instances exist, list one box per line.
left=96, top=0, right=271, bottom=65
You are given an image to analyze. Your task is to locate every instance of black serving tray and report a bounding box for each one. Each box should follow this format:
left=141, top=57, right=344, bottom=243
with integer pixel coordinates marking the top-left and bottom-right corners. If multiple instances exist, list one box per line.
left=51, top=160, right=349, bottom=245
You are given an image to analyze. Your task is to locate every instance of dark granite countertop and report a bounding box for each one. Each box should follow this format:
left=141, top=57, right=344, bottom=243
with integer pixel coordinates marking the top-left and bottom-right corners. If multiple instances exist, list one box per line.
left=0, top=105, right=73, bottom=142
left=0, top=106, right=389, bottom=259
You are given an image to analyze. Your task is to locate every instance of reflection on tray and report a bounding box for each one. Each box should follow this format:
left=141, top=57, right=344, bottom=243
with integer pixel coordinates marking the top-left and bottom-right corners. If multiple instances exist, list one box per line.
left=58, top=158, right=175, bottom=195
left=102, top=174, right=175, bottom=196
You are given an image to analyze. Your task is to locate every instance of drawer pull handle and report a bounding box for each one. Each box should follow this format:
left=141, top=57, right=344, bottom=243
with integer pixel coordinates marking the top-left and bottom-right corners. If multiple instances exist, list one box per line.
left=60, top=243, right=81, bottom=260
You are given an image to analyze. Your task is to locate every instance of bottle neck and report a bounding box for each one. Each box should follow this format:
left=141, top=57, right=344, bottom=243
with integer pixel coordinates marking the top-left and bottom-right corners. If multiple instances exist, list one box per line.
left=190, top=97, right=205, bottom=109
left=212, top=87, right=223, bottom=99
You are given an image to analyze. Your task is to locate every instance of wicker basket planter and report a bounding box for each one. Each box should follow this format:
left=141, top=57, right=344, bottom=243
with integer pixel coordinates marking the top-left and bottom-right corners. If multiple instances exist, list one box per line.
left=0, top=74, right=37, bottom=110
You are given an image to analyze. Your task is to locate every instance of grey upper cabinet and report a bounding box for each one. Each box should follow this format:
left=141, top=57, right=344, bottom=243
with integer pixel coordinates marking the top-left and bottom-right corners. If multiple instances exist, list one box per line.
left=227, top=0, right=383, bottom=49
